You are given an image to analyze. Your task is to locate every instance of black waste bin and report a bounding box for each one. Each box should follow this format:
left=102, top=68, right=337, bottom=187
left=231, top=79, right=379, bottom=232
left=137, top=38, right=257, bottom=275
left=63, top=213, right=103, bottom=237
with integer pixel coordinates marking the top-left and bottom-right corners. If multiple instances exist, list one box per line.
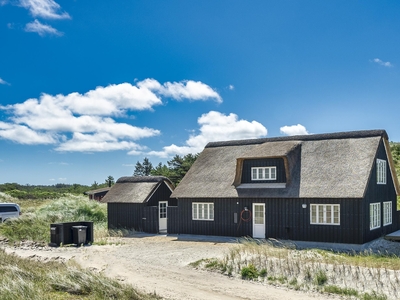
left=71, top=225, right=87, bottom=246
left=50, top=226, right=58, bottom=244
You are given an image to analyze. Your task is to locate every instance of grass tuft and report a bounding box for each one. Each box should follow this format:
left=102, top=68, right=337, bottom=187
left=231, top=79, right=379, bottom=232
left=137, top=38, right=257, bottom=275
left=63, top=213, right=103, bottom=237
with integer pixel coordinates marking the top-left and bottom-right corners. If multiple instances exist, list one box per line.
left=241, top=264, right=259, bottom=280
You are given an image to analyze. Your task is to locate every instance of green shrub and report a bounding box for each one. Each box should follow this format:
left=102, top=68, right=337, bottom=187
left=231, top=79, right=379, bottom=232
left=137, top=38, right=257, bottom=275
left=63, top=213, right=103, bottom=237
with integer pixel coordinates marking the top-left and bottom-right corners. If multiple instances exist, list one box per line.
left=204, top=259, right=223, bottom=270
left=324, top=285, right=358, bottom=296
left=259, top=268, right=267, bottom=277
left=362, top=291, right=388, bottom=300
left=241, top=264, right=259, bottom=280
left=314, top=269, right=328, bottom=285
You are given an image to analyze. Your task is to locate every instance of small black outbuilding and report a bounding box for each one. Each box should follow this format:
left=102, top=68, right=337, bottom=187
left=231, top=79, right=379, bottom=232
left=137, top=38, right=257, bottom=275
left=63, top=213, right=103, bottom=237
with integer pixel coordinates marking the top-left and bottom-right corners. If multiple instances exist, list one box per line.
left=101, top=176, right=175, bottom=233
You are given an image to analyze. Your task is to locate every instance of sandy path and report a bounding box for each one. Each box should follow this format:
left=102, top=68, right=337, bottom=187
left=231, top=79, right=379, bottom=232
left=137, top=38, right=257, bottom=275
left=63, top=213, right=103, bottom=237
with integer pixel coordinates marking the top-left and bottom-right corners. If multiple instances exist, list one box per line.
left=3, top=234, right=337, bottom=300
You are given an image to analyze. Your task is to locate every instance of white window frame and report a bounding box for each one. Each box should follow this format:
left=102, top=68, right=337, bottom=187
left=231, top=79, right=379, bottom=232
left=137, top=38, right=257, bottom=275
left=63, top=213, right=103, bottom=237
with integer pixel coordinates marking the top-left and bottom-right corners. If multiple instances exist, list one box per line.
left=376, top=159, right=386, bottom=184
left=383, top=201, right=392, bottom=226
left=251, top=166, right=277, bottom=181
left=310, top=204, right=340, bottom=225
left=370, top=202, right=381, bottom=230
left=192, top=203, right=214, bottom=221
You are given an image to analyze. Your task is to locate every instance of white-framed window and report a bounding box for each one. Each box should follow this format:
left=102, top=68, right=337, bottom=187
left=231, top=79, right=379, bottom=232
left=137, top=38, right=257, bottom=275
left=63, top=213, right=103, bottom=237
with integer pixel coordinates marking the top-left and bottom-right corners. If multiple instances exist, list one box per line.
left=383, top=201, right=392, bottom=226
left=310, top=204, right=340, bottom=225
left=377, top=159, right=386, bottom=184
left=251, top=166, right=277, bottom=180
left=192, top=203, right=214, bottom=221
left=370, top=202, right=381, bottom=230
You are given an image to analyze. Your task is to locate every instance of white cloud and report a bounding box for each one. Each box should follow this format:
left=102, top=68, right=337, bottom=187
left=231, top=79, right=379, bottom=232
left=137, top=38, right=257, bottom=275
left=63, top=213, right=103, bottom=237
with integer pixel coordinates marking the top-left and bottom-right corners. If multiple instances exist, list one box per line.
left=372, top=58, right=393, bottom=68
left=138, top=79, right=222, bottom=103
left=55, top=132, right=146, bottom=152
left=0, top=78, right=10, bottom=85
left=0, top=121, right=56, bottom=144
left=280, top=124, right=309, bottom=136
left=228, top=85, right=235, bottom=90
left=18, top=0, right=70, bottom=19
left=147, top=111, right=268, bottom=157
left=25, top=19, right=63, bottom=36
left=0, top=79, right=222, bottom=153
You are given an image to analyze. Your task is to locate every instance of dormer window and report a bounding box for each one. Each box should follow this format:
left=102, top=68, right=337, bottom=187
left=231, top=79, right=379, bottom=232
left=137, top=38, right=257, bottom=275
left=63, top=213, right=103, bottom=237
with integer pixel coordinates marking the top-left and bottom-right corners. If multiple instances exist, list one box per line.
left=251, top=167, right=276, bottom=181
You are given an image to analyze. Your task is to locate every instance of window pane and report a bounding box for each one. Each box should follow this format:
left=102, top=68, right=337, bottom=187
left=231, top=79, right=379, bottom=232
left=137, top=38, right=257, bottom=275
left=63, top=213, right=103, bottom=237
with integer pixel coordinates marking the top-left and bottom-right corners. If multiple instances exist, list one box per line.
left=311, top=205, right=316, bottom=223
left=264, top=168, right=270, bottom=179
left=254, top=205, right=264, bottom=224
left=326, top=206, right=332, bottom=223
left=258, top=169, right=263, bottom=179
left=333, top=206, right=339, bottom=224
left=252, top=168, right=257, bottom=180
left=318, top=207, right=324, bottom=223
left=193, top=203, right=197, bottom=219
left=377, top=159, right=387, bottom=184
left=198, top=204, right=203, bottom=219
left=210, top=204, right=214, bottom=220
left=271, top=167, right=276, bottom=179
left=370, top=203, right=381, bottom=229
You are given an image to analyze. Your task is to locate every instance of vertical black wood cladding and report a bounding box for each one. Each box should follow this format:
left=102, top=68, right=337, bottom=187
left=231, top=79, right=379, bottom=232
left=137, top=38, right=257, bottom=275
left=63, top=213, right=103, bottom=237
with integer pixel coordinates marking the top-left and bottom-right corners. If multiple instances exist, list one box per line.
left=108, top=203, right=159, bottom=233
left=362, top=140, right=399, bottom=243
left=167, top=206, right=179, bottom=234
left=108, top=203, right=143, bottom=231
left=146, top=182, right=175, bottom=206
left=107, top=181, right=174, bottom=234
left=242, top=158, right=286, bottom=183
left=143, top=207, right=158, bottom=233
left=168, top=198, right=365, bottom=243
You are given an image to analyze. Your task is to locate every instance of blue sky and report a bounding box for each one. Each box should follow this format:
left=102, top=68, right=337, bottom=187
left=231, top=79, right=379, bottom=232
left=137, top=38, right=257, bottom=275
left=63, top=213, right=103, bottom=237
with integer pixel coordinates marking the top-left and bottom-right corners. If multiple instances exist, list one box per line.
left=0, top=1, right=399, bottom=185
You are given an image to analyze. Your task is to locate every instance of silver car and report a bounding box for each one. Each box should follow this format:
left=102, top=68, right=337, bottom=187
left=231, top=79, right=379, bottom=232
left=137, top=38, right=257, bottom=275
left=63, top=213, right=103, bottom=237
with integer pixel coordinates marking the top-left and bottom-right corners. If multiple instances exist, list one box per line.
left=0, top=203, right=21, bottom=222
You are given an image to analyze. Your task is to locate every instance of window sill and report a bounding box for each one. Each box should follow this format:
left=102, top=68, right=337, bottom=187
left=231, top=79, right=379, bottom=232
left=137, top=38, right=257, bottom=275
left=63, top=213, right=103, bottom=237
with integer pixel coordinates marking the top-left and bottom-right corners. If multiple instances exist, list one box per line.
left=370, top=226, right=381, bottom=230
left=310, top=223, right=340, bottom=226
left=236, top=183, right=286, bottom=189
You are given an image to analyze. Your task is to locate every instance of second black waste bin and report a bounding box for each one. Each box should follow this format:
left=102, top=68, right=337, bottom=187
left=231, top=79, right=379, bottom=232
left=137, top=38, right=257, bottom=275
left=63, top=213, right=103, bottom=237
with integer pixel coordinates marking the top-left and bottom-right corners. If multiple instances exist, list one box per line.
left=71, top=225, right=87, bottom=246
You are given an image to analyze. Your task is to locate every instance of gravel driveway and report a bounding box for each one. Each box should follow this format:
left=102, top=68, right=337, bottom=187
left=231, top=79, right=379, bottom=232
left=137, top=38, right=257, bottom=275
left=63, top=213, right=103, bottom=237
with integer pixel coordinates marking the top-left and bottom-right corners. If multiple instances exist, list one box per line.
left=3, top=234, right=338, bottom=300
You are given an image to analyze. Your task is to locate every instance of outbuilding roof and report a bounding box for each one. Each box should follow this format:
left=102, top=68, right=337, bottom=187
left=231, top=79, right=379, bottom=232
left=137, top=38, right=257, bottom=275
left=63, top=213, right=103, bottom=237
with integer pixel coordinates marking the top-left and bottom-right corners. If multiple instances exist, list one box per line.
left=171, top=130, right=398, bottom=199
left=101, top=176, right=174, bottom=203
left=84, top=187, right=111, bottom=195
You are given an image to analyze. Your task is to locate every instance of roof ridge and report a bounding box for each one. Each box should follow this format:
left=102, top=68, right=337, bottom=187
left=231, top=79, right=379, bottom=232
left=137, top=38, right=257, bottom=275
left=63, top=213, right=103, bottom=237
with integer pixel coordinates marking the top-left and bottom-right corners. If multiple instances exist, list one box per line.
left=205, top=129, right=387, bottom=148
left=116, top=176, right=172, bottom=184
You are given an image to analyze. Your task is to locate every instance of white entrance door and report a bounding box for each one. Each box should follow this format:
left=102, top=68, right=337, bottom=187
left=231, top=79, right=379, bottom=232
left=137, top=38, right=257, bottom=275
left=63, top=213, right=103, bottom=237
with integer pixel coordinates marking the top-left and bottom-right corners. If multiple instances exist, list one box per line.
left=159, top=201, right=168, bottom=233
left=252, top=203, right=265, bottom=239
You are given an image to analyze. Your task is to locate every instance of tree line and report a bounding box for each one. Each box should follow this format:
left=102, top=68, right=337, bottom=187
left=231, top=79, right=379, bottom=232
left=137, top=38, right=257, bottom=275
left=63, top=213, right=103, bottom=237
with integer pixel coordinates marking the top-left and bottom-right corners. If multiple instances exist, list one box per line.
left=0, top=176, right=115, bottom=200
left=133, top=153, right=198, bottom=186
left=0, top=154, right=198, bottom=199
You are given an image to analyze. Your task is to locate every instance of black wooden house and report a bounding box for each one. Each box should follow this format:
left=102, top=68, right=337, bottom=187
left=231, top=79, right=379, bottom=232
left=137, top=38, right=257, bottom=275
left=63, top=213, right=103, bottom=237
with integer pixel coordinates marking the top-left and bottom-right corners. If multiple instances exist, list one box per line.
left=169, top=130, right=400, bottom=244
left=101, top=176, right=175, bottom=233
left=85, top=187, right=111, bottom=201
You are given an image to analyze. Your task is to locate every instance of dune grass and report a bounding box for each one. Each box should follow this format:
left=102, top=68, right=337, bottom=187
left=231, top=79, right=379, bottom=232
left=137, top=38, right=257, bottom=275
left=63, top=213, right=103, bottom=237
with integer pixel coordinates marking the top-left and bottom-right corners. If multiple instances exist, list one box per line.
left=0, top=193, right=158, bottom=300
left=0, top=194, right=116, bottom=244
left=195, top=238, right=398, bottom=300
left=0, top=248, right=160, bottom=300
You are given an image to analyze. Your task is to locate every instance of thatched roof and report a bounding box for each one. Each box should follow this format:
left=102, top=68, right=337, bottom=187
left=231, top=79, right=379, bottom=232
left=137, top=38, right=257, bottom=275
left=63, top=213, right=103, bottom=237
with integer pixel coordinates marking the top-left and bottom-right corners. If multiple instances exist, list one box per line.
left=84, top=187, right=111, bottom=195
left=172, top=130, right=398, bottom=199
left=101, top=176, right=174, bottom=203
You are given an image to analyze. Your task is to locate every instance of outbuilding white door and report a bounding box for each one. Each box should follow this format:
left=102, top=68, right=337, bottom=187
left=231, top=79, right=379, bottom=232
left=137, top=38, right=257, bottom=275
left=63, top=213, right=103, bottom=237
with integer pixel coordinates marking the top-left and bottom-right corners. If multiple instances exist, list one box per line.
left=159, top=201, right=168, bottom=233
left=252, top=203, right=265, bottom=239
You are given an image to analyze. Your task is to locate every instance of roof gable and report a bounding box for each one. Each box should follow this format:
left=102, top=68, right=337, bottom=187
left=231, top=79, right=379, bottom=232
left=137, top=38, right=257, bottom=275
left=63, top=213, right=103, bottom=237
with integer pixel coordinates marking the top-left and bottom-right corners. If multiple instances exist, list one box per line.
left=101, top=176, right=174, bottom=203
